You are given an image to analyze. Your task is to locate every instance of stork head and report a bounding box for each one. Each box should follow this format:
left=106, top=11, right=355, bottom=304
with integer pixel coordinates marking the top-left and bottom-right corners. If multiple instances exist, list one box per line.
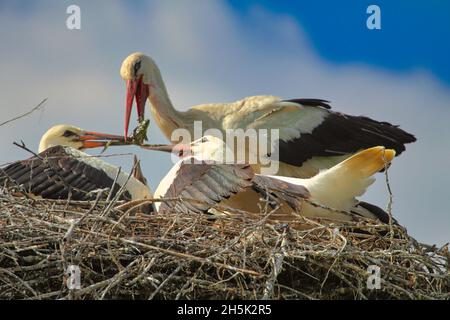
left=141, top=135, right=235, bottom=163
left=120, top=52, right=159, bottom=138
left=188, top=136, right=235, bottom=162
left=38, top=124, right=125, bottom=153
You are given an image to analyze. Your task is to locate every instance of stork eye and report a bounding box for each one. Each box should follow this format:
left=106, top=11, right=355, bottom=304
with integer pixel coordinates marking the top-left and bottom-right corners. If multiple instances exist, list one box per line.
left=201, top=137, right=208, bottom=143
left=133, top=60, right=141, bottom=76
left=62, top=130, right=76, bottom=137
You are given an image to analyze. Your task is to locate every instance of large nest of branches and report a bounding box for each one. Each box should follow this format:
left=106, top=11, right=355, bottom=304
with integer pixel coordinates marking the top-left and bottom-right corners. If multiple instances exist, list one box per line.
left=0, top=188, right=449, bottom=300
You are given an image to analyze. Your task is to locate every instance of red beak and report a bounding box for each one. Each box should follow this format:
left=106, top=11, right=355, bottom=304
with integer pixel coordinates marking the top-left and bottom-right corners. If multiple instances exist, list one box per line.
left=79, top=131, right=125, bottom=149
left=125, top=75, right=149, bottom=138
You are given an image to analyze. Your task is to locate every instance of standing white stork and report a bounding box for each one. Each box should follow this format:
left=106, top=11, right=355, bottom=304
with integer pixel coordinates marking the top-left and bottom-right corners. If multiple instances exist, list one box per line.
left=120, top=52, right=415, bottom=178
left=143, top=136, right=395, bottom=224
left=0, top=125, right=152, bottom=202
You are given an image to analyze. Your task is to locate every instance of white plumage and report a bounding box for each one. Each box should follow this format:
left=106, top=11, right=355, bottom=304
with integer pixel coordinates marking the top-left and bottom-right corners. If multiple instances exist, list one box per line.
left=149, top=136, right=395, bottom=222
left=120, top=52, right=415, bottom=179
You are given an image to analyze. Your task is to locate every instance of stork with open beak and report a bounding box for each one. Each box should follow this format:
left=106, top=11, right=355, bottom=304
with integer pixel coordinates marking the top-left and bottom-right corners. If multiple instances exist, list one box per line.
left=120, top=52, right=415, bottom=179
left=143, top=136, right=395, bottom=225
left=0, top=125, right=152, bottom=202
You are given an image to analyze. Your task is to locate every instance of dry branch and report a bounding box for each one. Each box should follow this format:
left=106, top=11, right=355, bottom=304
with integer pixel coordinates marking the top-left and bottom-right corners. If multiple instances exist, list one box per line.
left=0, top=99, right=47, bottom=128
left=0, top=189, right=449, bottom=300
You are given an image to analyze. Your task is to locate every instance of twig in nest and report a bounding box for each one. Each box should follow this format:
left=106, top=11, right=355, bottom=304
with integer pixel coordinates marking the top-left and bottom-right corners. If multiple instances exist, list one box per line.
left=0, top=190, right=449, bottom=300
left=63, top=190, right=104, bottom=243
left=382, top=152, right=395, bottom=244
left=262, top=227, right=289, bottom=299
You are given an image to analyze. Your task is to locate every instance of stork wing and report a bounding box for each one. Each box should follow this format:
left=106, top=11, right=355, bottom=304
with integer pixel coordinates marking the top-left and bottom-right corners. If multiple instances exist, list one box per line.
left=248, top=98, right=416, bottom=171
left=158, top=161, right=254, bottom=213
left=251, top=175, right=310, bottom=212
left=157, top=160, right=310, bottom=215
left=0, top=146, right=130, bottom=200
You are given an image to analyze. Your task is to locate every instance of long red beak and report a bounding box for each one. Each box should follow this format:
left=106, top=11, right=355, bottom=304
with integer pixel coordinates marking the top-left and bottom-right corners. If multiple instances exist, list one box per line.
left=125, top=75, right=149, bottom=138
left=79, top=131, right=125, bottom=149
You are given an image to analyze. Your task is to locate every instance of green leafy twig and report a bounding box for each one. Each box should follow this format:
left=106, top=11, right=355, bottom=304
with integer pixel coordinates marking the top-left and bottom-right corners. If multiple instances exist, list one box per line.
left=101, top=119, right=151, bottom=153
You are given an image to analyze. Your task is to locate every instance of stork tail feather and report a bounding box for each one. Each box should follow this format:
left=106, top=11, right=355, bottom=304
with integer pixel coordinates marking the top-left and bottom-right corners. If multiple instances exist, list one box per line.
left=303, top=146, right=396, bottom=214
left=334, top=146, right=395, bottom=178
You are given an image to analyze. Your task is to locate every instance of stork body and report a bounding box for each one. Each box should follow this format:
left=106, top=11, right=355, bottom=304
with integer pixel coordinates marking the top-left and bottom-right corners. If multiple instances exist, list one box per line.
left=0, top=125, right=152, bottom=201
left=121, top=53, right=415, bottom=178
left=147, top=136, right=395, bottom=224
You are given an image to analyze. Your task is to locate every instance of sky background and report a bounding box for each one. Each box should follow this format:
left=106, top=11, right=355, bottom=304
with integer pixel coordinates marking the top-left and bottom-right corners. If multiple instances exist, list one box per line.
left=0, top=0, right=449, bottom=245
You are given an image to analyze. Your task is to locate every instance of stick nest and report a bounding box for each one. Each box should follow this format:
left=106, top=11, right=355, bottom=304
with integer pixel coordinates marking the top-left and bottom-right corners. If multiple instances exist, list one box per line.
left=0, top=189, right=449, bottom=300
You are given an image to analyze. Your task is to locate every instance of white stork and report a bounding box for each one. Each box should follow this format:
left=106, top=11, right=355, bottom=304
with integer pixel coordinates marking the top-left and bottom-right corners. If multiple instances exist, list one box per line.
left=120, top=52, right=415, bottom=178
left=0, top=125, right=152, bottom=202
left=143, top=136, right=395, bottom=224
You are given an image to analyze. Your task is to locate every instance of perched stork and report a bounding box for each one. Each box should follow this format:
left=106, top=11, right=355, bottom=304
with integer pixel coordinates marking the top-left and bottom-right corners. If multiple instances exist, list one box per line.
left=143, top=136, right=395, bottom=224
left=120, top=52, right=415, bottom=178
left=0, top=125, right=152, bottom=202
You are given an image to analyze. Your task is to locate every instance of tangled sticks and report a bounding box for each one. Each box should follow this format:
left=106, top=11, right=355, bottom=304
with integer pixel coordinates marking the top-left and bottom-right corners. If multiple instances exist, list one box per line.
left=0, top=189, right=449, bottom=300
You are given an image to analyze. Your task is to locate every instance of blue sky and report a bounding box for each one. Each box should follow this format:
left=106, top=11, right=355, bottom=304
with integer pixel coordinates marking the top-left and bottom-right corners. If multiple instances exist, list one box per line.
left=230, top=1, right=450, bottom=84
left=0, top=0, right=449, bottom=245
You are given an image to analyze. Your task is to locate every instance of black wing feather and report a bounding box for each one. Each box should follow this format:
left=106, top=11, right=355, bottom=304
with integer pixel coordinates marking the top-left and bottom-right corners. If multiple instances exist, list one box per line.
left=0, top=146, right=131, bottom=200
left=355, top=201, right=398, bottom=225
left=284, top=98, right=331, bottom=109
left=276, top=105, right=416, bottom=167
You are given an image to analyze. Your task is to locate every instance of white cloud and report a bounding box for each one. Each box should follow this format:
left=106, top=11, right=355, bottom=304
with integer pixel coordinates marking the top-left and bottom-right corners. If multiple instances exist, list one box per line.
left=0, top=0, right=449, bottom=245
